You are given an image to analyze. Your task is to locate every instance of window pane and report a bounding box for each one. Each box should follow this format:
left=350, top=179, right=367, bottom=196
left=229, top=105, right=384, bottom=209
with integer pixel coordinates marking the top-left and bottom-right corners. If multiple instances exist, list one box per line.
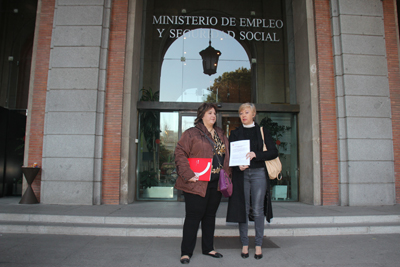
left=160, top=29, right=250, bottom=102
left=137, top=111, right=179, bottom=200
left=258, top=112, right=298, bottom=201
left=181, top=116, right=196, bottom=133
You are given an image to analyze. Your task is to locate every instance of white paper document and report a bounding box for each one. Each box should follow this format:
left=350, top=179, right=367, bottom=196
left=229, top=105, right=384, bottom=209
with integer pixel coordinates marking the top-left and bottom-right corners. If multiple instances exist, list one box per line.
left=229, top=140, right=250, bottom=166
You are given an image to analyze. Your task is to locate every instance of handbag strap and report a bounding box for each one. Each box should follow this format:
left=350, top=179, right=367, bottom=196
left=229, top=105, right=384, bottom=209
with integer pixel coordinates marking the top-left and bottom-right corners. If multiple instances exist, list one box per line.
left=260, top=127, right=267, bottom=152
left=195, top=127, right=223, bottom=166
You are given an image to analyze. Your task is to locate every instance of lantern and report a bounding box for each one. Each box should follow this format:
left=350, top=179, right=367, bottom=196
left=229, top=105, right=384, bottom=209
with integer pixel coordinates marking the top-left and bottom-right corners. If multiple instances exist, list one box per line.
left=199, top=43, right=221, bottom=76
left=199, top=30, right=221, bottom=76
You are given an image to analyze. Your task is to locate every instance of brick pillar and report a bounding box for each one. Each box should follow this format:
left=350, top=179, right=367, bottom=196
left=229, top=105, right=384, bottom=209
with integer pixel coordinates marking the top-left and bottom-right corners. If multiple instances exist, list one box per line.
left=102, top=0, right=129, bottom=204
left=314, top=0, right=339, bottom=205
left=383, top=0, right=400, bottom=204
left=24, top=0, right=55, bottom=202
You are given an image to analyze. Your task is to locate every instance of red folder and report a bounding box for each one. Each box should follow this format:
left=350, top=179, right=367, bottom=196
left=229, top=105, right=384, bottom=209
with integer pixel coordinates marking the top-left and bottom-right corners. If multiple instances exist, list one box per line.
left=188, top=158, right=213, bottom=181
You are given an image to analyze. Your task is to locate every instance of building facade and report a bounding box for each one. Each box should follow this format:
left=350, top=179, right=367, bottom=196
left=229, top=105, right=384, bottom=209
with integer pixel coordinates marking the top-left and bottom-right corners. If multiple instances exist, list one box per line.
left=1, top=0, right=399, bottom=206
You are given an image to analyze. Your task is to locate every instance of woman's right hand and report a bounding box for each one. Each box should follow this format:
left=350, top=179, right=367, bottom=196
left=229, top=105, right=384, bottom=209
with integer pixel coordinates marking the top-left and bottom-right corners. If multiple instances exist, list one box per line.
left=188, top=176, right=198, bottom=182
left=239, top=165, right=249, bottom=171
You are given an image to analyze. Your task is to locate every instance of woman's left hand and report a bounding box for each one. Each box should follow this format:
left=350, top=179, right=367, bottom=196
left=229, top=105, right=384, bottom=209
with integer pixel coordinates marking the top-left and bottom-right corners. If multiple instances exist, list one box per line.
left=246, top=151, right=256, bottom=160
left=239, top=165, right=249, bottom=171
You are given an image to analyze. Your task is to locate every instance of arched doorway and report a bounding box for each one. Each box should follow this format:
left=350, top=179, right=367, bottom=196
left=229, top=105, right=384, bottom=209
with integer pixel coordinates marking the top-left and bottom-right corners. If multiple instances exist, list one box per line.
left=130, top=0, right=305, bottom=203
left=137, top=28, right=252, bottom=200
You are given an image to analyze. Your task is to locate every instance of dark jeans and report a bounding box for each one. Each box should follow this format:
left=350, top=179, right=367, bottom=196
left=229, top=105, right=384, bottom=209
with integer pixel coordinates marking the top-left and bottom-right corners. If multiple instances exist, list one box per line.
left=239, top=167, right=267, bottom=247
left=181, top=182, right=222, bottom=257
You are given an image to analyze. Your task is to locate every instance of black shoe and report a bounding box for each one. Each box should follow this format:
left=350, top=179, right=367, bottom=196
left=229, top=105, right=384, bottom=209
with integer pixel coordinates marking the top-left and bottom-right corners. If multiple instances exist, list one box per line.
left=241, top=252, right=249, bottom=258
left=180, top=256, right=190, bottom=264
left=254, top=254, right=263, bottom=260
left=203, top=252, right=223, bottom=258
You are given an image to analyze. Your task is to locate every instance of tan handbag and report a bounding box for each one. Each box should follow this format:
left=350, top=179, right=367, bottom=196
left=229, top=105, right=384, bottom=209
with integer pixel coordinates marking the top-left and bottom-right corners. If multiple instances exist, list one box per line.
left=260, top=127, right=282, bottom=180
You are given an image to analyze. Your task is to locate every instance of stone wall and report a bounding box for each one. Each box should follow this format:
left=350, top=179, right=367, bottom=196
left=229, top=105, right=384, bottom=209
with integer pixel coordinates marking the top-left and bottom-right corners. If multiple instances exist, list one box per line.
left=332, top=0, right=395, bottom=205
left=40, top=0, right=111, bottom=204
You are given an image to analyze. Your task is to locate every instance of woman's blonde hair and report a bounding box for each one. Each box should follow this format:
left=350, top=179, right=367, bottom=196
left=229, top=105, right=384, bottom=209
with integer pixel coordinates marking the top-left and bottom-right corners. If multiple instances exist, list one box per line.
left=238, top=102, right=256, bottom=115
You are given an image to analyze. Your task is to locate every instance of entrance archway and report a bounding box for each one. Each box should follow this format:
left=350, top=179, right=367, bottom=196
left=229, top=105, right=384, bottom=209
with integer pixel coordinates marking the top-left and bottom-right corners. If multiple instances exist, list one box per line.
left=120, top=0, right=320, bottom=205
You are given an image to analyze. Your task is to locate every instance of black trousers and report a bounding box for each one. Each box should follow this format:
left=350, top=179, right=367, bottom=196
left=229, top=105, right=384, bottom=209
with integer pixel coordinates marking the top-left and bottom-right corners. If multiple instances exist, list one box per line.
left=181, top=182, right=222, bottom=257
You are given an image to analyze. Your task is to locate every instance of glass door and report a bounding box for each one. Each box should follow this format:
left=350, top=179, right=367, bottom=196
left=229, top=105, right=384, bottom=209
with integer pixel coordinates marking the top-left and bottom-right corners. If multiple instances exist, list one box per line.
left=137, top=111, right=179, bottom=200
left=136, top=111, right=197, bottom=201
left=179, top=113, right=197, bottom=137
left=176, top=113, right=197, bottom=201
left=219, top=112, right=241, bottom=138
left=137, top=109, right=298, bottom=202
left=219, top=111, right=299, bottom=202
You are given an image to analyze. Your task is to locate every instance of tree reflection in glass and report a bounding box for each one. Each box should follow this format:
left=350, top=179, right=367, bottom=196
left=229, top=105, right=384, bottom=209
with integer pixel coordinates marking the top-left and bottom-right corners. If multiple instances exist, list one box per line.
left=160, top=28, right=250, bottom=103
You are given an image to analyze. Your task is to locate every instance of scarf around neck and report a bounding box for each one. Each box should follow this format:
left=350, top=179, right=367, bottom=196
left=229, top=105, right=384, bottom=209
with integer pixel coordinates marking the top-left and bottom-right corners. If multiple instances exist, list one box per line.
left=243, top=121, right=255, bottom=128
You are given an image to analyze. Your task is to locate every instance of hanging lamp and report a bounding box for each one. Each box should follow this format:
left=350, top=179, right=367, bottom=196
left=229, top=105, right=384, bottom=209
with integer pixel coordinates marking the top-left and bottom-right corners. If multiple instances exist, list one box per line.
left=199, top=29, right=221, bottom=76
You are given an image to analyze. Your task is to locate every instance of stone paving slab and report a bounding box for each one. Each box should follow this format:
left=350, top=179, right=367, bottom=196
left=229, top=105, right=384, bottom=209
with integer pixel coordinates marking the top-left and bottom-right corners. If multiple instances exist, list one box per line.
left=0, top=233, right=399, bottom=267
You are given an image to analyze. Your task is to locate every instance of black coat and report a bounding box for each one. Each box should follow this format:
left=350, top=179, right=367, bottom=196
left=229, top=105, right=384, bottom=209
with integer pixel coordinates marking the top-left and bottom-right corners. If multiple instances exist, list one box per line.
left=226, top=123, right=279, bottom=223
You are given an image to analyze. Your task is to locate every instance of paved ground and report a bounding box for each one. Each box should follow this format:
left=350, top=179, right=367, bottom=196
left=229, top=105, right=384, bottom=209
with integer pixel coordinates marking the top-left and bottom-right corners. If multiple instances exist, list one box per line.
left=1, top=197, right=400, bottom=266
left=1, top=233, right=400, bottom=267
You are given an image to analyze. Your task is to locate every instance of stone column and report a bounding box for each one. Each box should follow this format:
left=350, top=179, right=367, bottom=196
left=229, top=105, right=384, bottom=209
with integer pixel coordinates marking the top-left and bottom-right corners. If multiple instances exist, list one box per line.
left=293, top=0, right=321, bottom=205
left=41, top=0, right=111, bottom=204
left=332, top=0, right=395, bottom=205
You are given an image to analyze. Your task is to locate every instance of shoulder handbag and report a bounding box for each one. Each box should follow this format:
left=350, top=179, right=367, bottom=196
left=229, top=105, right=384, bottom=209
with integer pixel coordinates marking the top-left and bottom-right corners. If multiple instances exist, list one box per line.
left=260, top=127, right=282, bottom=180
left=218, top=168, right=233, bottom=198
left=196, top=128, right=233, bottom=197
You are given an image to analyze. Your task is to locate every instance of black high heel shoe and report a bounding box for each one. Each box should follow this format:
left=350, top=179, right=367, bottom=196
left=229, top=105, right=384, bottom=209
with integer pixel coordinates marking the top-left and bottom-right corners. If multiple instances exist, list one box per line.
left=254, top=246, right=263, bottom=260
left=240, top=246, right=249, bottom=259
left=241, top=246, right=249, bottom=258
left=203, top=251, right=223, bottom=258
left=254, top=253, right=263, bottom=260
left=180, top=256, right=190, bottom=264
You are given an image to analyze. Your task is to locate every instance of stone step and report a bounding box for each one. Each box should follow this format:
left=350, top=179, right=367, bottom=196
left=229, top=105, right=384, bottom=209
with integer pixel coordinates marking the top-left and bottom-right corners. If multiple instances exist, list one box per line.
left=1, top=213, right=400, bottom=237
left=1, top=213, right=399, bottom=225
left=1, top=221, right=399, bottom=237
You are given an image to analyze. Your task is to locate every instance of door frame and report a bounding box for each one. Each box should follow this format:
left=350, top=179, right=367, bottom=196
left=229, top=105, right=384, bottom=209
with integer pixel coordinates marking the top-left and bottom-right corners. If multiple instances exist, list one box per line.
left=137, top=102, right=299, bottom=113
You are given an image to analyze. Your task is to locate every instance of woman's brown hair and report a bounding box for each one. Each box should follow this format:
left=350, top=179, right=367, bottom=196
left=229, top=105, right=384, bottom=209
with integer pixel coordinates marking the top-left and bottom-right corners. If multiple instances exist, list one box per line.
left=194, top=103, right=218, bottom=125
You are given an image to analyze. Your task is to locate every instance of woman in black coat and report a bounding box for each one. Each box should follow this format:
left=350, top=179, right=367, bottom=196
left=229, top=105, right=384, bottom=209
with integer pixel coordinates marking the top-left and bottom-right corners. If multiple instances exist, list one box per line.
left=226, top=103, right=278, bottom=260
